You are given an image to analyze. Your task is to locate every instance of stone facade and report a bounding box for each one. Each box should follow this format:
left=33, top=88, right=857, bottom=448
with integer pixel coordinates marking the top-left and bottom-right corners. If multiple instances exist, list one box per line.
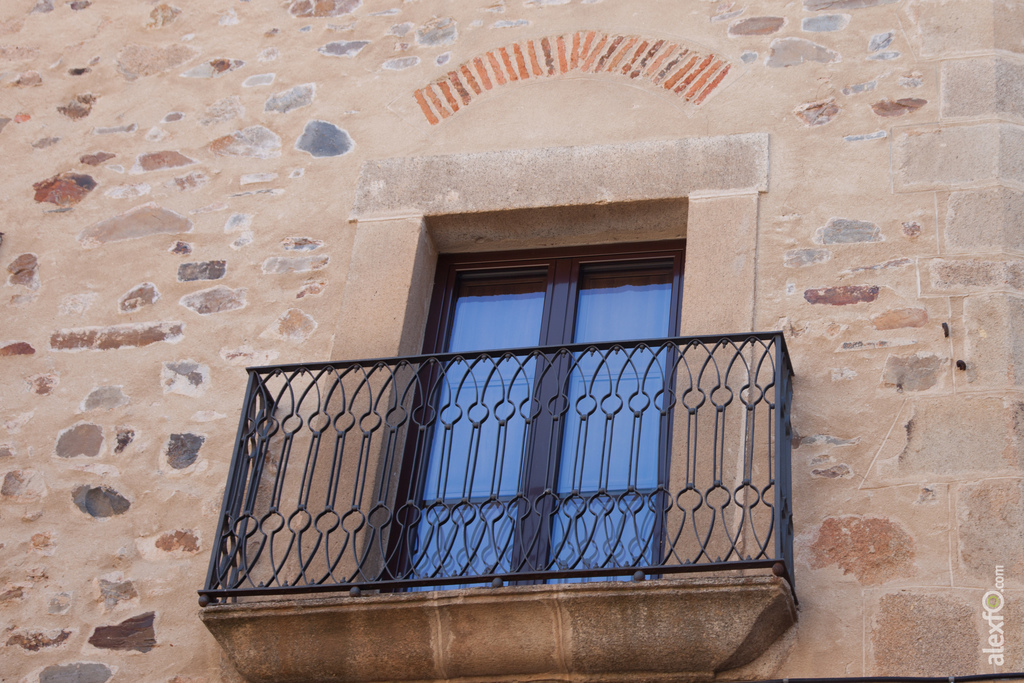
left=1, top=0, right=1023, bottom=680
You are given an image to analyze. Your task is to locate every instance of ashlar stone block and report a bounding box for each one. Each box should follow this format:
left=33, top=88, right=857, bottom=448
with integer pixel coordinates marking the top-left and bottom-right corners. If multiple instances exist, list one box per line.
left=955, top=479, right=1024, bottom=584
left=942, top=57, right=1024, bottom=123
left=893, top=123, right=1024, bottom=192
left=870, top=592, right=979, bottom=675
left=352, top=135, right=769, bottom=219
left=995, top=0, right=1024, bottom=54
left=903, top=0, right=1024, bottom=59
left=869, top=396, right=1023, bottom=482
left=962, top=293, right=1024, bottom=389
left=920, top=257, right=1024, bottom=296
left=945, top=186, right=1024, bottom=254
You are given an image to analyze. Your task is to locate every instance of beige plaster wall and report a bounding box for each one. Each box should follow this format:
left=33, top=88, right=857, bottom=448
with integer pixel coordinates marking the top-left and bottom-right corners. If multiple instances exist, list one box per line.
left=1, top=0, right=1023, bottom=681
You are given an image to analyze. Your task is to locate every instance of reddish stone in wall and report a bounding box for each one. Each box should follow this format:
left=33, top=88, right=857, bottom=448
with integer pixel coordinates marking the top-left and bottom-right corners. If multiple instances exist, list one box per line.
left=804, top=285, right=879, bottom=305
left=172, top=172, right=208, bottom=192
left=872, top=98, right=927, bottom=117
left=119, top=282, right=160, bottom=312
left=809, top=515, right=915, bottom=583
left=29, top=373, right=59, bottom=395
left=7, top=253, right=39, bottom=289
left=57, top=93, right=97, bottom=120
left=0, top=342, right=35, bottom=356
left=268, top=308, right=316, bottom=341
left=872, top=307, right=929, bottom=330
left=80, top=151, right=115, bottom=166
left=33, top=172, right=97, bottom=206
left=88, top=612, right=156, bottom=652
left=156, top=529, right=200, bottom=552
left=6, top=629, right=71, bottom=651
left=50, top=322, right=184, bottom=351
left=133, top=150, right=196, bottom=173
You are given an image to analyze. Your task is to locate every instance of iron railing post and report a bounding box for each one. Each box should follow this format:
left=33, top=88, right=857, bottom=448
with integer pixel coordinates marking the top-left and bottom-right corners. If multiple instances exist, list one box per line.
left=200, top=369, right=258, bottom=605
left=772, top=333, right=795, bottom=596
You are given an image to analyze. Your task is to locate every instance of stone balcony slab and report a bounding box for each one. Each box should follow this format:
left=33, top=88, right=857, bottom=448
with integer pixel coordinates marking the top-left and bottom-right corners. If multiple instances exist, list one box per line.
left=201, top=574, right=796, bottom=683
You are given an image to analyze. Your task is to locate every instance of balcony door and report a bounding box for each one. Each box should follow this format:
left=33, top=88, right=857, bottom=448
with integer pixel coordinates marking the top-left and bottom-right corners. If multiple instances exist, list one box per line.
left=408, top=241, right=684, bottom=584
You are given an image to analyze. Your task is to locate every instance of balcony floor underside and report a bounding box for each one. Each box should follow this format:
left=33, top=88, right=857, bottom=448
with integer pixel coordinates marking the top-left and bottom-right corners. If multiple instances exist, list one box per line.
left=201, top=574, right=796, bottom=683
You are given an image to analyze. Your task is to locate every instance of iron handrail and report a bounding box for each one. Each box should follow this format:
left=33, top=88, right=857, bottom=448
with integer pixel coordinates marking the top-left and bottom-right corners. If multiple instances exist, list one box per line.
left=200, top=332, right=794, bottom=605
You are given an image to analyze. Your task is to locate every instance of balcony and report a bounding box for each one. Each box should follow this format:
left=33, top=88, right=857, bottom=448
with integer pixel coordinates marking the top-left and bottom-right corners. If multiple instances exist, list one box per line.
left=200, top=333, right=796, bottom=683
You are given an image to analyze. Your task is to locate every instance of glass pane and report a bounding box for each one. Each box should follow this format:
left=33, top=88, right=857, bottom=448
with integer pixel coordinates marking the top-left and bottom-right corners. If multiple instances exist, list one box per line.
left=553, top=262, right=673, bottom=575
left=414, top=271, right=545, bottom=582
left=448, top=273, right=546, bottom=353
left=573, top=266, right=673, bottom=344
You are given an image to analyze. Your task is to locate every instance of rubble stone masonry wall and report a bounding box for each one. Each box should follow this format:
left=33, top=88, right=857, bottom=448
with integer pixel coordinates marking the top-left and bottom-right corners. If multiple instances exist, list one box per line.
left=1, top=0, right=1023, bottom=680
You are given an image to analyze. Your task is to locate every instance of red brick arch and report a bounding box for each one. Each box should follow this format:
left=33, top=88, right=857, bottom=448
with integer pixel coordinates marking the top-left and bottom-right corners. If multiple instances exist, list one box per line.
left=412, top=31, right=733, bottom=125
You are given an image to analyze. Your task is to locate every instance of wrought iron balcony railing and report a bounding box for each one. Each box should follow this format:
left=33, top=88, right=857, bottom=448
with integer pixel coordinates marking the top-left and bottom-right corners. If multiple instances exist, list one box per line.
left=199, top=332, right=794, bottom=605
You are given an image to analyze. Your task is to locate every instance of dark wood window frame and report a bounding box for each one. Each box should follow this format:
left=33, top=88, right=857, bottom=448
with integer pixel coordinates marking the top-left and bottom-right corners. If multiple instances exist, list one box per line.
left=389, top=240, right=686, bottom=583
left=424, top=240, right=686, bottom=353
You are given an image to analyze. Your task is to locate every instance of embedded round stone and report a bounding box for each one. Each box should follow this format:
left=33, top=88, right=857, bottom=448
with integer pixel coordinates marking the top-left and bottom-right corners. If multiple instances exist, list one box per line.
left=295, top=120, right=353, bottom=158
left=73, top=485, right=130, bottom=517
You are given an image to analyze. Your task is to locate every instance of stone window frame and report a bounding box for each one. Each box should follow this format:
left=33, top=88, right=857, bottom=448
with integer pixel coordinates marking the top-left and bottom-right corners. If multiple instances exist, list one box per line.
left=333, top=133, right=769, bottom=362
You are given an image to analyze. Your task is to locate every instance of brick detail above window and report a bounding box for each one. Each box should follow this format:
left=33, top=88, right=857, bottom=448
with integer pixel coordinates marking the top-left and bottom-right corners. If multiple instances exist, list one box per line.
left=412, top=32, right=733, bottom=125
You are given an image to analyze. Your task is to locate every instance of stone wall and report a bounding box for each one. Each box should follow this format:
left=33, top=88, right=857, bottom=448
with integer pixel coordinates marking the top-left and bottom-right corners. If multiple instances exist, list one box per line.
left=1, top=0, right=1022, bottom=680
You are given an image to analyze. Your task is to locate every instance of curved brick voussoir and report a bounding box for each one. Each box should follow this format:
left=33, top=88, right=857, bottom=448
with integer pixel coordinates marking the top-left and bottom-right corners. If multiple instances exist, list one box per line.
left=411, top=31, right=733, bottom=125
